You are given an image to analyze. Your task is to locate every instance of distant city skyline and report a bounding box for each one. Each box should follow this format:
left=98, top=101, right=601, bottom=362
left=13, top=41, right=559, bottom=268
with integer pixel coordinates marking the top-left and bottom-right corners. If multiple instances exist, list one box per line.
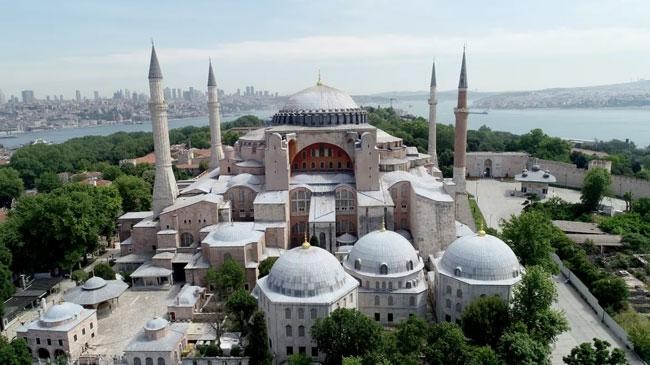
left=1, top=0, right=650, bottom=96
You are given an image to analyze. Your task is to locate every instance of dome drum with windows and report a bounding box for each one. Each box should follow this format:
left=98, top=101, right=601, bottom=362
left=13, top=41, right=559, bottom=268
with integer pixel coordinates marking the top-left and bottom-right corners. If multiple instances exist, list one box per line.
left=271, top=83, right=367, bottom=126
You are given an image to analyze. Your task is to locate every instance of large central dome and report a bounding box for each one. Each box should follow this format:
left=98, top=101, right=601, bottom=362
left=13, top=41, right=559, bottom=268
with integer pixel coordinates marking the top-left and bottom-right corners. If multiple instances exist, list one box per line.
left=271, top=83, right=367, bottom=126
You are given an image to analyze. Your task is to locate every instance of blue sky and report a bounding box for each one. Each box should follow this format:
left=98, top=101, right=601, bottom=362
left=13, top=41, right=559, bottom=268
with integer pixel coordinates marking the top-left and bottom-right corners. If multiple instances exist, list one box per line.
left=1, top=0, right=649, bottom=98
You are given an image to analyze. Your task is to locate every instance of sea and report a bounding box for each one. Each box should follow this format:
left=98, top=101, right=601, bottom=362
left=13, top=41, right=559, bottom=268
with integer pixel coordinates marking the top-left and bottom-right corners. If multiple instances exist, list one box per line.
left=2, top=98, right=650, bottom=149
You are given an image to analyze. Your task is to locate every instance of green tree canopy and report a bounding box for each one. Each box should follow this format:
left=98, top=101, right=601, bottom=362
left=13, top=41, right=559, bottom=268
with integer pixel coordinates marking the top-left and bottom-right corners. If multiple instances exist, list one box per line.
left=205, top=258, right=245, bottom=298
left=258, top=256, right=277, bottom=278
left=591, top=276, right=629, bottom=312
left=424, top=322, right=470, bottom=365
left=500, top=210, right=558, bottom=271
left=562, top=338, right=627, bottom=365
left=0, top=336, right=31, bottom=365
left=287, top=353, right=312, bottom=365
left=461, top=295, right=511, bottom=347
left=0, top=168, right=24, bottom=208
left=225, top=288, right=257, bottom=334
left=35, top=171, right=62, bottom=193
left=92, top=263, right=115, bottom=280
left=244, top=311, right=273, bottom=365
left=311, top=308, right=383, bottom=365
left=113, top=174, right=152, bottom=212
left=497, top=329, right=550, bottom=365
left=581, top=168, right=612, bottom=212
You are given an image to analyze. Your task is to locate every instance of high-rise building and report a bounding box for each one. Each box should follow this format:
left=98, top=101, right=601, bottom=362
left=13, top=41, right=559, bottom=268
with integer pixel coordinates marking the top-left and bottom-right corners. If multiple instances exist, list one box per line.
left=171, top=88, right=177, bottom=100
left=94, top=91, right=100, bottom=100
left=21, top=90, right=35, bottom=104
left=75, top=90, right=81, bottom=102
left=0, top=89, right=5, bottom=104
left=163, top=87, right=172, bottom=100
left=59, top=94, right=64, bottom=102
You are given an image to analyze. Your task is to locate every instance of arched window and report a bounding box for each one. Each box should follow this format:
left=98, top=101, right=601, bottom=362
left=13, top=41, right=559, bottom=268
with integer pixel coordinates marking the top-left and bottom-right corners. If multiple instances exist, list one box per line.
left=379, top=263, right=388, bottom=275
left=180, top=232, right=193, bottom=247
left=374, top=296, right=380, bottom=305
left=298, top=308, right=304, bottom=319
left=445, top=299, right=451, bottom=308
left=285, top=308, right=291, bottom=319
left=336, top=189, right=356, bottom=213
left=407, top=260, right=414, bottom=271
left=456, top=289, right=463, bottom=298
left=446, top=285, right=452, bottom=295
left=454, top=266, right=463, bottom=277
left=298, top=325, right=305, bottom=337
left=146, top=358, right=154, bottom=365
left=455, top=303, right=462, bottom=312
left=134, top=358, right=142, bottom=365
left=409, top=296, right=415, bottom=306
left=388, top=296, right=393, bottom=306
left=286, top=325, right=292, bottom=337
left=310, top=308, right=317, bottom=319
left=158, top=358, right=165, bottom=365
left=354, top=259, right=361, bottom=271
left=406, top=282, right=412, bottom=289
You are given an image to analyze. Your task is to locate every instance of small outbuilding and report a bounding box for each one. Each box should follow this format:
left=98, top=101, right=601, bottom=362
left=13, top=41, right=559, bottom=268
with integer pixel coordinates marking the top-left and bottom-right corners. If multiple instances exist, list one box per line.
left=514, top=164, right=556, bottom=198
left=63, top=277, right=128, bottom=317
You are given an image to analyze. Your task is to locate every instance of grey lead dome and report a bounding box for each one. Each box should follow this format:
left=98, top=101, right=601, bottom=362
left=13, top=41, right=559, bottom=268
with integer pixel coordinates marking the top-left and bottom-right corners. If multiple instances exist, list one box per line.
left=266, top=245, right=351, bottom=297
left=344, top=229, right=421, bottom=275
left=440, top=233, right=521, bottom=281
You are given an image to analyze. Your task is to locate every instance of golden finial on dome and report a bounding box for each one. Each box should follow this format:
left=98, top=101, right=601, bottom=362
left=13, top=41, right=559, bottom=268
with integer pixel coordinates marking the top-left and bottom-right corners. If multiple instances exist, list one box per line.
left=302, top=232, right=311, bottom=249
left=380, top=216, right=386, bottom=232
left=478, top=221, right=486, bottom=236
left=316, top=69, right=322, bottom=86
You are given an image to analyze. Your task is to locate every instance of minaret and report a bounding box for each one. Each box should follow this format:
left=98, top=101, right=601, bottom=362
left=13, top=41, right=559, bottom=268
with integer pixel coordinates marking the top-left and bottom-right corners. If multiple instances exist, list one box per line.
left=207, top=60, right=224, bottom=169
left=148, top=44, right=178, bottom=217
left=453, top=47, right=469, bottom=193
left=427, top=59, right=439, bottom=168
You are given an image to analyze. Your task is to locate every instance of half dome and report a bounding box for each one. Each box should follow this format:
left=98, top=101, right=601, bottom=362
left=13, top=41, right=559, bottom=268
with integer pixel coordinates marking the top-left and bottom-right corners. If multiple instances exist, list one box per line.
left=344, top=228, right=421, bottom=275
left=440, top=233, right=521, bottom=281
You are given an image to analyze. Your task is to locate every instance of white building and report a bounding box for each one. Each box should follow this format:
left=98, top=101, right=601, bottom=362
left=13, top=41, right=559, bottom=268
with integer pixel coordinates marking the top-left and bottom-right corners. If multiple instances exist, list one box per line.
left=253, top=240, right=359, bottom=364
left=432, top=230, right=523, bottom=324
left=514, top=164, right=557, bottom=198
left=17, top=302, right=97, bottom=362
left=342, top=225, right=428, bottom=325
left=124, top=317, right=188, bottom=365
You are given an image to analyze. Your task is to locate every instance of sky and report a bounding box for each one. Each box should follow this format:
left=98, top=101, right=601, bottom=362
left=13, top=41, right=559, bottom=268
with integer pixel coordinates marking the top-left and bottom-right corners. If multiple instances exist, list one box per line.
left=1, top=0, right=650, bottom=98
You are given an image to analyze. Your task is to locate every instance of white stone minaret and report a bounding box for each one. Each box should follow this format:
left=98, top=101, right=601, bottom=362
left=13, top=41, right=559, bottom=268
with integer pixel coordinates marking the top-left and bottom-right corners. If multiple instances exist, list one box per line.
left=207, top=60, right=224, bottom=169
left=453, top=47, right=469, bottom=194
left=148, top=44, right=178, bottom=217
left=427, top=59, right=439, bottom=168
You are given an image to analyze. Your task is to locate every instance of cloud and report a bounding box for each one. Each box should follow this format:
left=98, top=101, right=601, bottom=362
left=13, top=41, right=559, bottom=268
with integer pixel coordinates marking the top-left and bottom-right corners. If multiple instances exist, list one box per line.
left=59, top=27, right=650, bottom=66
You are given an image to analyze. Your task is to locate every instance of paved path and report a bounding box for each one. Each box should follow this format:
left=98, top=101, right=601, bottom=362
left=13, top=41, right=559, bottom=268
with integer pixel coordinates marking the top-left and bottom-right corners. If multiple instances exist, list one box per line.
left=466, top=179, right=640, bottom=364
left=552, top=275, right=643, bottom=364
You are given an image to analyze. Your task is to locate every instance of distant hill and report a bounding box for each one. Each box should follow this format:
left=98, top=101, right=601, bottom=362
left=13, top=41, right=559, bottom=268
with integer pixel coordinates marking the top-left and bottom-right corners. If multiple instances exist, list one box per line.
left=472, top=80, right=650, bottom=109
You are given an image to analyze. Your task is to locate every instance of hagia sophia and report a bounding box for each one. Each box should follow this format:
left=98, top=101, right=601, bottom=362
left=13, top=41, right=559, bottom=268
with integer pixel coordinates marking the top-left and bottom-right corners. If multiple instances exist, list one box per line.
left=19, top=45, right=524, bottom=364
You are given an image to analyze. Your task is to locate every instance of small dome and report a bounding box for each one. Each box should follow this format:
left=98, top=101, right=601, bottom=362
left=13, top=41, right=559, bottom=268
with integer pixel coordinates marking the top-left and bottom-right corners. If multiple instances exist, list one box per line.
left=210, top=223, right=259, bottom=243
left=144, top=317, right=169, bottom=331
left=227, top=173, right=261, bottom=187
left=82, top=276, right=107, bottom=290
left=344, top=229, right=420, bottom=275
left=266, top=244, right=351, bottom=297
left=440, top=233, right=521, bottom=281
left=41, top=302, right=83, bottom=324
left=281, top=84, right=359, bottom=112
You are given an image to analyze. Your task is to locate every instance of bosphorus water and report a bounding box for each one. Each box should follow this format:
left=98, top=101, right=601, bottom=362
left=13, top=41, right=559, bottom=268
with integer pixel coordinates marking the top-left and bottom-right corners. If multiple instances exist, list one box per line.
left=3, top=99, right=650, bottom=149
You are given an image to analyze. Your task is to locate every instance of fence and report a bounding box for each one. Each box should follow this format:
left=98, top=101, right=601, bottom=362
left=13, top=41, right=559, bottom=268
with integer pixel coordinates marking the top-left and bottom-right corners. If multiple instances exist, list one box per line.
left=552, top=254, right=646, bottom=363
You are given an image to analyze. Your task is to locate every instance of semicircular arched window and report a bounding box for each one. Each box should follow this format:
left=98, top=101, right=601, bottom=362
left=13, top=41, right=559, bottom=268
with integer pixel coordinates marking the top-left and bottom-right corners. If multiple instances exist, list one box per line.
left=379, top=263, right=389, bottom=275
left=354, top=259, right=362, bottom=271
left=454, top=266, right=463, bottom=277
left=407, top=260, right=414, bottom=271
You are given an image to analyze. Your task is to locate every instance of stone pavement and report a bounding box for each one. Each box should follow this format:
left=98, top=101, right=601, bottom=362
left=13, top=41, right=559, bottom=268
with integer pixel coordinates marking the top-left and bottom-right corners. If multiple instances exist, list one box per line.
left=552, top=276, right=644, bottom=364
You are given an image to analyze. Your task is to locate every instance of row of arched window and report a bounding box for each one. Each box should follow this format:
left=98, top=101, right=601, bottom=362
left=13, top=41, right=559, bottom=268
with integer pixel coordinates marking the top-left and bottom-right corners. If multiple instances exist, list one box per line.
left=353, top=259, right=414, bottom=274
left=374, top=295, right=417, bottom=306
left=272, top=111, right=368, bottom=126
left=363, top=278, right=417, bottom=291
left=285, top=324, right=307, bottom=337
left=133, top=357, right=165, bottom=365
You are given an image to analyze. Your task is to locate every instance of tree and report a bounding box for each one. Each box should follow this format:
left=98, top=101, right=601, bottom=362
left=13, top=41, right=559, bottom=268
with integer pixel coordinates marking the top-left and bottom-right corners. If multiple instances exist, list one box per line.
left=71, top=269, right=88, bottom=284
left=92, top=263, right=115, bottom=280
left=311, top=308, right=383, bottom=365
left=288, top=353, right=312, bottom=365
left=0, top=168, right=24, bottom=208
left=0, top=336, right=32, bottom=365
left=113, top=175, right=152, bottom=212
left=258, top=257, right=277, bottom=278
left=394, top=315, right=428, bottom=356
left=244, top=311, right=273, bottom=365
left=500, top=210, right=558, bottom=271
left=35, top=171, right=62, bottom=193
left=497, top=329, right=550, bottom=365
left=342, top=357, right=363, bottom=365
left=205, top=258, right=246, bottom=299
left=511, top=266, right=568, bottom=343
left=199, top=343, right=222, bottom=357
left=466, top=346, right=503, bottom=365
left=563, top=338, right=627, bottom=365
left=591, top=276, right=629, bottom=312
left=310, top=235, right=319, bottom=247
left=461, top=295, right=511, bottom=346
left=424, top=322, right=470, bottom=365
left=581, top=168, right=611, bottom=212
left=225, top=289, right=257, bottom=334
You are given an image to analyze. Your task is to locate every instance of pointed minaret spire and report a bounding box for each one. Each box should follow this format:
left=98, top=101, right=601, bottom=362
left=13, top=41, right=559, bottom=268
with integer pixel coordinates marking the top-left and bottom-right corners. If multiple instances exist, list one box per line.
left=316, top=69, right=322, bottom=86
left=207, top=60, right=224, bottom=169
left=148, top=43, right=163, bottom=80
left=427, top=58, right=439, bottom=170
left=458, top=45, right=468, bottom=89
left=207, top=59, right=217, bottom=87
left=148, top=43, right=178, bottom=216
